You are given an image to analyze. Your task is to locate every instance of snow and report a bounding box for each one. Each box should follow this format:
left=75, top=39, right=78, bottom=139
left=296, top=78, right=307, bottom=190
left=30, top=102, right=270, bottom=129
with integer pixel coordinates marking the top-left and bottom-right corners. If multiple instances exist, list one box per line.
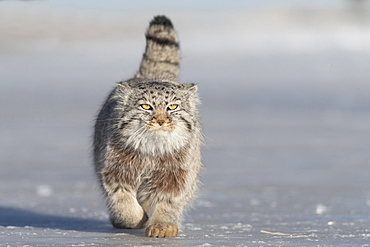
left=36, top=185, right=54, bottom=197
left=315, top=204, right=328, bottom=215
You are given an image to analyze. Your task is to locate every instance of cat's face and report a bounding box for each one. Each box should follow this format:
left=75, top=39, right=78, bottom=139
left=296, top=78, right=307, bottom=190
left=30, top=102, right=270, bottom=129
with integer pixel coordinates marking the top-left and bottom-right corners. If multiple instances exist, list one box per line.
left=114, top=81, right=199, bottom=155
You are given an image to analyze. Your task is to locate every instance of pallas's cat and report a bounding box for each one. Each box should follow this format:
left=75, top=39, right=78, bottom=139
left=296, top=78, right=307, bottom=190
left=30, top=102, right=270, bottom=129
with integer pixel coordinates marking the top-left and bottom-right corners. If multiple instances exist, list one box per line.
left=93, top=16, right=202, bottom=237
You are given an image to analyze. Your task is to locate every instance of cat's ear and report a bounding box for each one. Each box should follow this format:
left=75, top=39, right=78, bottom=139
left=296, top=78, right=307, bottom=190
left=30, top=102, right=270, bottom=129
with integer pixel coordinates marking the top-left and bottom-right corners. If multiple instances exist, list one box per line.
left=118, top=81, right=133, bottom=93
left=116, top=81, right=134, bottom=105
left=118, top=81, right=131, bottom=89
left=182, top=83, right=198, bottom=93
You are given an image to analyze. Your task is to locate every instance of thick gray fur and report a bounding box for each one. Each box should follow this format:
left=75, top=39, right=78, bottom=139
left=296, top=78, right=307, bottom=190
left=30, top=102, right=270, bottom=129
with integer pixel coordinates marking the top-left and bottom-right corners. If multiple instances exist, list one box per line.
left=93, top=15, right=202, bottom=238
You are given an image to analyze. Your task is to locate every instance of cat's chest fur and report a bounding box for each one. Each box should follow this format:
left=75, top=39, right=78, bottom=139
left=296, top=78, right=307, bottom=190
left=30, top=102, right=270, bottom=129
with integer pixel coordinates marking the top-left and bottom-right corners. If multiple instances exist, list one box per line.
left=103, top=142, right=189, bottom=195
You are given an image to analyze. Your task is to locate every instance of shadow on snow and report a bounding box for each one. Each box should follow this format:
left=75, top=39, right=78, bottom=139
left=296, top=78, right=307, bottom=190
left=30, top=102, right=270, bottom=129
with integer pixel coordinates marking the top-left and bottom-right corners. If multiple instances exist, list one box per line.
left=0, top=206, right=144, bottom=235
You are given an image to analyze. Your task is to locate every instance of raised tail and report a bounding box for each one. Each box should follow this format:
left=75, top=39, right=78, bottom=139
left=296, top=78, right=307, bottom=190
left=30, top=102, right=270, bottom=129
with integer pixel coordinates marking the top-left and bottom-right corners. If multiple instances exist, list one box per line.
left=135, top=15, right=180, bottom=81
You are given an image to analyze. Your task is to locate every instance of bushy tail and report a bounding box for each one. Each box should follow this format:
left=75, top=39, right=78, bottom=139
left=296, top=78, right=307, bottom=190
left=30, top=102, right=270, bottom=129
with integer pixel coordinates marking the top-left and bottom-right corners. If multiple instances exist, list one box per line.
left=135, top=15, right=180, bottom=81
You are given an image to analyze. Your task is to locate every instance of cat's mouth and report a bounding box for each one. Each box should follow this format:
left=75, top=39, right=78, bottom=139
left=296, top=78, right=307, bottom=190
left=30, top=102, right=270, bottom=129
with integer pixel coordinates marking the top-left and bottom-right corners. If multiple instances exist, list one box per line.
left=146, top=116, right=173, bottom=131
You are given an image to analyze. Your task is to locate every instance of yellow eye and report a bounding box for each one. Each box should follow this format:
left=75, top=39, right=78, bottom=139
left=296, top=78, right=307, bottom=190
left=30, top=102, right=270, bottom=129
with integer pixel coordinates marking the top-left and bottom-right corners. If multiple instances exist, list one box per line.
left=167, top=104, right=178, bottom=111
left=140, top=104, right=152, bottom=110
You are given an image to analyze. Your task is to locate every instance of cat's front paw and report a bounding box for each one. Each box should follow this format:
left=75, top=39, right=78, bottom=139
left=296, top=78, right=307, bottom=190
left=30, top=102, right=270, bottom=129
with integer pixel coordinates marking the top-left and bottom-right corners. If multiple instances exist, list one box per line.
left=146, top=222, right=178, bottom=237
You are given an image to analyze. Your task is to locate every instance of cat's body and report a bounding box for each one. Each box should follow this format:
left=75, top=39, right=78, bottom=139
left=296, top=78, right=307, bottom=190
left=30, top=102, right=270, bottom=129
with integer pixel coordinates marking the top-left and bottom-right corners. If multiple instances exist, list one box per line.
left=93, top=16, right=202, bottom=238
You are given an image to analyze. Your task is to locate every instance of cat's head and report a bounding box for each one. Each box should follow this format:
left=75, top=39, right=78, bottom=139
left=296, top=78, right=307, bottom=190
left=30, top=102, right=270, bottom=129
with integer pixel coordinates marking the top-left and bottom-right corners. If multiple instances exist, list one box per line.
left=113, top=79, right=200, bottom=155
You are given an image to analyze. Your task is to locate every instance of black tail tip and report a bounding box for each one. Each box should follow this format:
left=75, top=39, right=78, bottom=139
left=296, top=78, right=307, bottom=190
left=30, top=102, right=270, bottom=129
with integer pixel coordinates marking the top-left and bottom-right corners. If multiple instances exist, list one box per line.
left=150, top=15, right=173, bottom=28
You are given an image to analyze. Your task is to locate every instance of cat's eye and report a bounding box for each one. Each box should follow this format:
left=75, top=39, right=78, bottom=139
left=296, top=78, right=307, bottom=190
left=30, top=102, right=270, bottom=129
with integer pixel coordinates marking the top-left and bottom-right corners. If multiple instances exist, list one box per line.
left=167, top=104, right=178, bottom=111
left=140, top=104, right=153, bottom=110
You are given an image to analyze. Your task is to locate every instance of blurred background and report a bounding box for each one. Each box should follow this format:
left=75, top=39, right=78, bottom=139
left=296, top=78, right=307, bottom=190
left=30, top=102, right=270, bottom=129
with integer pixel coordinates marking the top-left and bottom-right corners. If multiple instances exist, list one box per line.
left=1, top=0, right=370, bottom=245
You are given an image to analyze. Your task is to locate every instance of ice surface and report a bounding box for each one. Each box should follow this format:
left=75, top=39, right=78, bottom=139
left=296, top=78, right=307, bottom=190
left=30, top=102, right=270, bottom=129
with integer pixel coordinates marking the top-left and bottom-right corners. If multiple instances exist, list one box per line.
left=1, top=1, right=370, bottom=246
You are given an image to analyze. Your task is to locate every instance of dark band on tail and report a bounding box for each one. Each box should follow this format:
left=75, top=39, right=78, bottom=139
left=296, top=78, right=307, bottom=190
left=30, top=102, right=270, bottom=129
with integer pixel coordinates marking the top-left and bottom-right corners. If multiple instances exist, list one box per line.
left=145, top=35, right=179, bottom=48
left=150, top=15, right=173, bottom=28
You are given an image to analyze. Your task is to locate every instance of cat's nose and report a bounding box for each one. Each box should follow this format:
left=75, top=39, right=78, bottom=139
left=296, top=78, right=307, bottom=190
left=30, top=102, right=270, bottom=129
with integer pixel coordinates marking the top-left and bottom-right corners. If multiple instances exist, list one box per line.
left=157, top=119, right=165, bottom=126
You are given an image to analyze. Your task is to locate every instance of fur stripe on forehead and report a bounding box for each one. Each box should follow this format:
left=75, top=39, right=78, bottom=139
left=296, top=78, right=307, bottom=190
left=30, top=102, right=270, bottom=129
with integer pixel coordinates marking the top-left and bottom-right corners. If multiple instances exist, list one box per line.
left=116, top=79, right=198, bottom=108
left=118, top=79, right=197, bottom=93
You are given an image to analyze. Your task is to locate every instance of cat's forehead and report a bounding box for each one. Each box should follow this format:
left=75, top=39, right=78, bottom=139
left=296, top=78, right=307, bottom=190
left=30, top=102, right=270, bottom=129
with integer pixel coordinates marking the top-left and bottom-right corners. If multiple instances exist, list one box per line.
left=119, top=79, right=197, bottom=105
left=135, top=81, right=183, bottom=98
left=136, top=81, right=180, bottom=91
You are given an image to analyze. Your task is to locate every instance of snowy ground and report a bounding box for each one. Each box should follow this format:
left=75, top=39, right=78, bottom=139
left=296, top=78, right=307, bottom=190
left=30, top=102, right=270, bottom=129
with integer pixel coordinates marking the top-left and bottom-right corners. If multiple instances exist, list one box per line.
left=1, top=1, right=370, bottom=246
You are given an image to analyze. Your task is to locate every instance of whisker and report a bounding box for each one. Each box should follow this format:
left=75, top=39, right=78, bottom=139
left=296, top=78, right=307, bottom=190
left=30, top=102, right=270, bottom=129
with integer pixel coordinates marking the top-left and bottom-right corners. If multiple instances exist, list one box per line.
left=96, top=118, right=122, bottom=122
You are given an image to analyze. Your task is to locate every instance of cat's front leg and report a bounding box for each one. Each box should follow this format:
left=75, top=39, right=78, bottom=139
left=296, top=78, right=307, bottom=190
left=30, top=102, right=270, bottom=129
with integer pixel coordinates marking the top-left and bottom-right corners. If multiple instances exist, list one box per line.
left=107, top=188, right=148, bottom=229
left=105, top=187, right=148, bottom=229
left=145, top=201, right=183, bottom=237
left=100, top=146, right=149, bottom=229
left=102, top=164, right=148, bottom=229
